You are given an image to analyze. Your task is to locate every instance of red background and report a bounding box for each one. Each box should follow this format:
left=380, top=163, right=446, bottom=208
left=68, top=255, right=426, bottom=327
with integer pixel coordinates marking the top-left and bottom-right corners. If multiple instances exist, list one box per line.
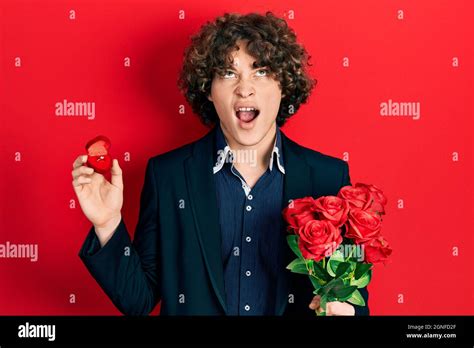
left=1, top=0, right=472, bottom=315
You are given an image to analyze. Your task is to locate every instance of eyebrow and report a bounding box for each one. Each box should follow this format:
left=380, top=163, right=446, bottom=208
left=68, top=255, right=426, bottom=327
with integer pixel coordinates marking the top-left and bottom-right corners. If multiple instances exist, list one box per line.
left=228, top=63, right=267, bottom=70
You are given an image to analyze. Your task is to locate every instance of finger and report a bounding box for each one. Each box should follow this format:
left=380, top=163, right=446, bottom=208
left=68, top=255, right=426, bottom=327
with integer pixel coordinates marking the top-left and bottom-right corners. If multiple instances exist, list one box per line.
left=309, top=300, right=319, bottom=310
left=72, top=176, right=92, bottom=187
left=110, top=159, right=123, bottom=190
left=73, top=155, right=88, bottom=169
left=72, top=165, right=94, bottom=179
left=309, top=296, right=321, bottom=310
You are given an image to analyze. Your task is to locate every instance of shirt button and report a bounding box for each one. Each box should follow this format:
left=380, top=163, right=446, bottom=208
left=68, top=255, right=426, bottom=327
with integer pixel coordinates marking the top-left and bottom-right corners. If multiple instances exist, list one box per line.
left=245, top=205, right=252, bottom=212
left=244, top=305, right=250, bottom=311
left=245, top=236, right=251, bottom=243
left=247, top=194, right=253, bottom=200
left=245, top=270, right=251, bottom=277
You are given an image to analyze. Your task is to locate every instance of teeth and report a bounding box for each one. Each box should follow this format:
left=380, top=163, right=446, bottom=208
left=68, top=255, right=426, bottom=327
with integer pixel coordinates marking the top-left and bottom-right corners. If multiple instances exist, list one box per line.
left=237, top=107, right=256, bottom=112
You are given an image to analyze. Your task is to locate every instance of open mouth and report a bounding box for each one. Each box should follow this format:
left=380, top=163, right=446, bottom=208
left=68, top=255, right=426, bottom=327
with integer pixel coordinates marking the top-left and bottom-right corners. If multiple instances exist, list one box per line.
left=235, top=106, right=260, bottom=123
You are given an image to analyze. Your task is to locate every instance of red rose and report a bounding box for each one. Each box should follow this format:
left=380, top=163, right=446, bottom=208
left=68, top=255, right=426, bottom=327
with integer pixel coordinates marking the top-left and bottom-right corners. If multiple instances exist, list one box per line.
left=362, top=236, right=392, bottom=264
left=282, top=197, right=318, bottom=231
left=313, top=196, right=349, bottom=228
left=297, top=220, right=343, bottom=261
left=346, top=209, right=382, bottom=243
left=337, top=185, right=373, bottom=211
left=355, top=183, right=387, bottom=215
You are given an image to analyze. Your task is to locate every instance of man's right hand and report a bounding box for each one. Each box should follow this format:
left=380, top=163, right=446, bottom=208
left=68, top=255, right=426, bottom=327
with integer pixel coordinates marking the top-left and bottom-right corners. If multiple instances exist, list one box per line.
left=72, top=154, right=124, bottom=246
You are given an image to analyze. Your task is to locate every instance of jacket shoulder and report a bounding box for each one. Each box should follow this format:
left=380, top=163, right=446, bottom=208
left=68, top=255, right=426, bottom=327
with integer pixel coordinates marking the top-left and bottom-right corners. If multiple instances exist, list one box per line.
left=149, top=142, right=193, bottom=166
left=147, top=130, right=211, bottom=169
left=282, top=133, right=351, bottom=190
left=284, top=135, right=348, bottom=170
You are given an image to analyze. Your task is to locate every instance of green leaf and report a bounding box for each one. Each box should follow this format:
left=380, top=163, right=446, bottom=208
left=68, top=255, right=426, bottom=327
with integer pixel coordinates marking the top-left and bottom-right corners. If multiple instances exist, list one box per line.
left=320, top=294, right=328, bottom=312
left=309, top=276, right=324, bottom=290
left=313, top=288, right=323, bottom=295
left=342, top=277, right=352, bottom=286
left=354, top=262, right=372, bottom=279
left=292, top=264, right=310, bottom=274
left=327, top=260, right=340, bottom=277
left=327, top=249, right=344, bottom=276
left=346, top=289, right=366, bottom=306
left=330, top=284, right=357, bottom=299
left=341, top=261, right=357, bottom=280
left=337, top=288, right=358, bottom=302
left=287, top=235, right=303, bottom=259
left=287, top=260, right=309, bottom=275
left=313, top=261, right=331, bottom=281
left=323, top=278, right=357, bottom=300
left=329, top=248, right=345, bottom=262
left=323, top=278, right=344, bottom=295
left=350, top=270, right=372, bottom=288
left=286, top=258, right=304, bottom=269
left=335, top=262, right=351, bottom=278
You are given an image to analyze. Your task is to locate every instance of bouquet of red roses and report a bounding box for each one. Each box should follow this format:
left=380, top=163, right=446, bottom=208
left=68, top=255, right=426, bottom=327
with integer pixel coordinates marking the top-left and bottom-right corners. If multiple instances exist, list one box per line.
left=282, top=183, right=392, bottom=315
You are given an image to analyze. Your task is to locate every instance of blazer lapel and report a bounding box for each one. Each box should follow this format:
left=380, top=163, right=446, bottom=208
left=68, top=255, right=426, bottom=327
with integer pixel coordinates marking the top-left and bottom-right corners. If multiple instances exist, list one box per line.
left=184, top=127, right=227, bottom=314
left=275, top=131, right=314, bottom=315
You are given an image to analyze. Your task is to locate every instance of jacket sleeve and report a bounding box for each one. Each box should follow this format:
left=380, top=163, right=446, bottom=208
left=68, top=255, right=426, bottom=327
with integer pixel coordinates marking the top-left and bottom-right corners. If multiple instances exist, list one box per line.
left=341, top=161, right=370, bottom=316
left=78, top=158, right=161, bottom=315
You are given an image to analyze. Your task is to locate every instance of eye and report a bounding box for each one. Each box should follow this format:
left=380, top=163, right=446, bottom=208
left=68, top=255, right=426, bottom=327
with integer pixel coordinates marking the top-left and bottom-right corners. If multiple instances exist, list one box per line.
left=222, top=70, right=236, bottom=79
left=255, top=69, right=268, bottom=77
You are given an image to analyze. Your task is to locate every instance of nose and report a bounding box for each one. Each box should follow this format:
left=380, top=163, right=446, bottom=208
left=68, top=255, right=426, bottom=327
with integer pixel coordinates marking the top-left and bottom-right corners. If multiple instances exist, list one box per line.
left=235, top=80, right=255, bottom=98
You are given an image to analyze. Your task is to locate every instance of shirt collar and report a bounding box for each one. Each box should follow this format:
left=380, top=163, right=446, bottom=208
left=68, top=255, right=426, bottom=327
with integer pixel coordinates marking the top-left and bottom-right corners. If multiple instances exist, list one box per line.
left=213, top=122, right=285, bottom=175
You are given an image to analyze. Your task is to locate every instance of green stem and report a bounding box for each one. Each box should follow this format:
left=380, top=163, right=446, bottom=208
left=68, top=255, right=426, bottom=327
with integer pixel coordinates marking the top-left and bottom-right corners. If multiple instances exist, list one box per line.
left=304, top=259, right=310, bottom=273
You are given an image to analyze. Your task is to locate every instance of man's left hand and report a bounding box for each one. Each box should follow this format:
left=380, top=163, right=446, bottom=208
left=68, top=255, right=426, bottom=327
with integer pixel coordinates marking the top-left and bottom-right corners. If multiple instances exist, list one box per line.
left=309, top=295, right=355, bottom=316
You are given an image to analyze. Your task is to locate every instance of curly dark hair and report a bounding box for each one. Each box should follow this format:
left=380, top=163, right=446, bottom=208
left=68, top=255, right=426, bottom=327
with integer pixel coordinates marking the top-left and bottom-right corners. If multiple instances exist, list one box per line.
left=177, top=11, right=316, bottom=127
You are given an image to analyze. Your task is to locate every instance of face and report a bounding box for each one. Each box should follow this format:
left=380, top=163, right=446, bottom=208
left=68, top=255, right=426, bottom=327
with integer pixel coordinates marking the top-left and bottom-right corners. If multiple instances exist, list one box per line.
left=207, top=40, right=284, bottom=147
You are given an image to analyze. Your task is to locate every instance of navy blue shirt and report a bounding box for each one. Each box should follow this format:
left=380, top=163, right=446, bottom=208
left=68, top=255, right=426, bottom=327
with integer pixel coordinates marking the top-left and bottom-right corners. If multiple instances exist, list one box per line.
left=213, top=123, right=285, bottom=315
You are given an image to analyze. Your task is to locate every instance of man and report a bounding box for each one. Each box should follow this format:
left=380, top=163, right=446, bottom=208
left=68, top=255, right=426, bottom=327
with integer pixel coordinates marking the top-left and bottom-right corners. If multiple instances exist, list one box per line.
left=72, top=12, right=369, bottom=316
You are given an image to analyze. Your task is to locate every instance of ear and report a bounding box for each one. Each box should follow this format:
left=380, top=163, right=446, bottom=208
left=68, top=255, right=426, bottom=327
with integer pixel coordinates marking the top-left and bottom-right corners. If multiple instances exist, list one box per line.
left=207, top=93, right=213, bottom=102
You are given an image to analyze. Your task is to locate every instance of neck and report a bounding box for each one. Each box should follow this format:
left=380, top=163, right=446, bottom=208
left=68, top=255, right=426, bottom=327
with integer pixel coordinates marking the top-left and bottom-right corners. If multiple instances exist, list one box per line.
left=221, top=123, right=277, bottom=171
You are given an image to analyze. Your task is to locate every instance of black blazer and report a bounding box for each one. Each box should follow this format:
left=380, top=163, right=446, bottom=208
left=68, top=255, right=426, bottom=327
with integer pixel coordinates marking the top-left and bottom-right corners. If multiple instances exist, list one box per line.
left=79, top=127, right=369, bottom=316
